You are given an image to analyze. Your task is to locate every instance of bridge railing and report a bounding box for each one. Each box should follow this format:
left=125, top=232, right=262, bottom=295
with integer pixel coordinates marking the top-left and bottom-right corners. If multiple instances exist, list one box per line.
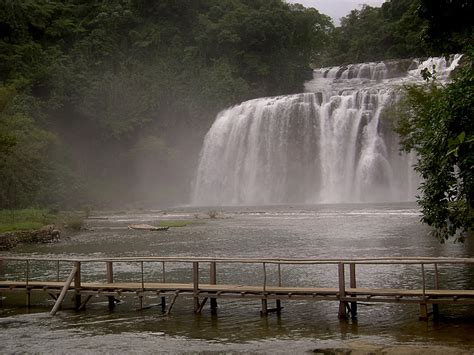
left=1, top=256, right=473, bottom=317
left=1, top=256, right=473, bottom=288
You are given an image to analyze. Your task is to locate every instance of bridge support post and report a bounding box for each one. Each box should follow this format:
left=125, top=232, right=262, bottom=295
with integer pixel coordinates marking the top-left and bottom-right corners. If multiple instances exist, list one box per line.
left=349, top=263, right=357, bottom=318
left=261, top=299, right=268, bottom=316
left=161, top=262, right=166, bottom=312
left=74, top=261, right=81, bottom=311
left=0, top=259, right=2, bottom=306
left=276, top=263, right=282, bottom=314
left=25, top=260, right=30, bottom=307
left=210, top=262, right=217, bottom=312
left=338, top=263, right=347, bottom=319
left=432, top=263, right=440, bottom=318
left=193, top=262, right=199, bottom=313
left=106, top=261, right=115, bottom=310
left=419, top=303, right=428, bottom=320
left=161, top=296, right=166, bottom=313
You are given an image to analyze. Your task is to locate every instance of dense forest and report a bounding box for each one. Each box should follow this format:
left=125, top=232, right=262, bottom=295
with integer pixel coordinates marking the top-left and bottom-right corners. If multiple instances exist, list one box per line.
left=0, top=0, right=333, bottom=209
left=0, top=0, right=472, bottom=214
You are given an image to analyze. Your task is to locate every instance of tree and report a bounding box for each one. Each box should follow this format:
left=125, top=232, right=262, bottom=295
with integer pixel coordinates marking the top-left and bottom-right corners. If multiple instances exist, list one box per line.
left=319, top=0, right=428, bottom=66
left=395, top=57, right=473, bottom=241
left=418, top=0, right=473, bottom=55
left=0, top=95, right=57, bottom=210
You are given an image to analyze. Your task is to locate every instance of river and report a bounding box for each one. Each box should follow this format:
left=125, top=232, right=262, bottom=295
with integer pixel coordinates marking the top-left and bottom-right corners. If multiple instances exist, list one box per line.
left=1, top=203, right=473, bottom=353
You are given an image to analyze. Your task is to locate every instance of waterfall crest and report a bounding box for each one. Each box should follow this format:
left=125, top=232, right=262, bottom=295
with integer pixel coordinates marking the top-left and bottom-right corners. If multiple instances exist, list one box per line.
left=192, top=55, right=462, bottom=206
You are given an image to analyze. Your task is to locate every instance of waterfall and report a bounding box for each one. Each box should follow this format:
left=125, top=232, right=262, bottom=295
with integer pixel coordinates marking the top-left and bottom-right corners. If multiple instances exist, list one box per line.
left=192, top=55, right=462, bottom=206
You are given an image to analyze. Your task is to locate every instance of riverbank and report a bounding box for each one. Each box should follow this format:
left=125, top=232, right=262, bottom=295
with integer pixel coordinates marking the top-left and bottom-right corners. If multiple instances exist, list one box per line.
left=313, top=340, right=473, bottom=354
left=1, top=204, right=473, bottom=353
left=0, top=208, right=88, bottom=250
left=0, top=225, right=60, bottom=250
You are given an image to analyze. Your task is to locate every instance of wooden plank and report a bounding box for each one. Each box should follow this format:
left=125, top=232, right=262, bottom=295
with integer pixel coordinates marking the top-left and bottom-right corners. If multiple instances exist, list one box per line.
left=2, top=256, right=474, bottom=265
left=164, top=292, right=179, bottom=316
left=50, top=266, right=77, bottom=316
left=346, top=287, right=474, bottom=297
left=3, top=280, right=474, bottom=299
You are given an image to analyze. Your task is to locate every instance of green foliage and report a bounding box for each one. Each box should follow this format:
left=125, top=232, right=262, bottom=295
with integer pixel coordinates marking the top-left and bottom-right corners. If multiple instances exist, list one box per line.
left=320, top=0, right=428, bottom=66
left=0, top=0, right=332, bottom=209
left=0, top=208, right=55, bottom=233
left=65, top=216, right=84, bottom=231
left=0, top=222, right=43, bottom=233
left=1, top=0, right=470, bottom=213
left=158, top=220, right=189, bottom=228
left=418, top=0, right=473, bottom=55
left=0, top=88, right=58, bottom=209
left=395, top=57, right=474, bottom=241
left=207, top=210, right=218, bottom=219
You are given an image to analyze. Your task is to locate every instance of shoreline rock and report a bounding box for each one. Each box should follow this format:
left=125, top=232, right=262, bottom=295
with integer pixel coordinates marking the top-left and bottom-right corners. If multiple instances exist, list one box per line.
left=0, top=225, right=60, bottom=251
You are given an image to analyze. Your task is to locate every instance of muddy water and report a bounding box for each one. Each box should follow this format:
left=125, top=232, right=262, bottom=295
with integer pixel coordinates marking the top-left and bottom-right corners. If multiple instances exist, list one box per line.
left=1, top=203, right=474, bottom=353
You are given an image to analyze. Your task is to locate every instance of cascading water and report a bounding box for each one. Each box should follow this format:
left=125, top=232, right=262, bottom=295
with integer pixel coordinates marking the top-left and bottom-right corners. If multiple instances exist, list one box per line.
left=192, top=55, right=463, bottom=206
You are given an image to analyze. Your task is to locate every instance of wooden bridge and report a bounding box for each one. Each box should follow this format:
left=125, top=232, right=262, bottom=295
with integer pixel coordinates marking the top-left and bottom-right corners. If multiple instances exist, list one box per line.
left=1, top=256, right=473, bottom=320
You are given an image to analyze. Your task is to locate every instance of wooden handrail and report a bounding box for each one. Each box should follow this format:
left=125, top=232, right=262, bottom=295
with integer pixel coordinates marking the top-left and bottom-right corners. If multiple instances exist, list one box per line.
left=1, top=256, right=473, bottom=265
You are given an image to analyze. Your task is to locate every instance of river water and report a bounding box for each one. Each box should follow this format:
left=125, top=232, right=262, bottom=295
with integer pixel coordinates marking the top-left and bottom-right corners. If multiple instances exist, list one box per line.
left=1, top=203, right=474, bottom=353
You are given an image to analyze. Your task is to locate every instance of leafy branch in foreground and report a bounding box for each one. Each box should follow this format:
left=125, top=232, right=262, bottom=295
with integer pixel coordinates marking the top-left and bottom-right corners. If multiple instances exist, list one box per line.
left=395, top=57, right=473, bottom=242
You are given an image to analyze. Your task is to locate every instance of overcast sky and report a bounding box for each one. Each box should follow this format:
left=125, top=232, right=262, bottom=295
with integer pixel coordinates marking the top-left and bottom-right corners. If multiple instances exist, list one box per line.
left=286, top=0, right=385, bottom=25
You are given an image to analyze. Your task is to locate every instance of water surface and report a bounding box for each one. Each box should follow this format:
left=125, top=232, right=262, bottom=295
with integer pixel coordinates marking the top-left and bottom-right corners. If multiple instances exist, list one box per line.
left=1, top=203, right=473, bottom=353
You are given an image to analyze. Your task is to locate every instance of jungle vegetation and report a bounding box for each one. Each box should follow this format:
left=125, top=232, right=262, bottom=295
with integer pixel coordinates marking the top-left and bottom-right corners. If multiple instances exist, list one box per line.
left=0, top=0, right=472, bottom=239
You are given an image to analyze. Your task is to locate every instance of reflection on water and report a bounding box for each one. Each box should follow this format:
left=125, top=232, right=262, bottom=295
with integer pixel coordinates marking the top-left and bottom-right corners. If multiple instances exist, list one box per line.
left=1, top=203, right=474, bottom=353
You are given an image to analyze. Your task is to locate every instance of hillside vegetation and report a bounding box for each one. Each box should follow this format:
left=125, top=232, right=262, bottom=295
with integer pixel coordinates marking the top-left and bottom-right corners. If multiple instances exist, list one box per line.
left=0, top=0, right=471, bottom=230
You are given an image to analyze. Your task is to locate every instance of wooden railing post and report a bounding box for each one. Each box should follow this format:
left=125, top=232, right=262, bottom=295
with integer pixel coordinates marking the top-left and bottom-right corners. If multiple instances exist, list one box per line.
left=210, top=261, right=217, bottom=311
left=276, top=263, right=282, bottom=313
left=432, top=263, right=440, bottom=317
left=26, top=260, right=31, bottom=307
left=338, top=263, right=347, bottom=319
left=25, top=260, right=29, bottom=287
left=0, top=258, right=3, bottom=307
left=74, top=261, right=81, bottom=310
left=161, top=261, right=166, bottom=312
left=349, top=263, right=357, bottom=318
left=261, top=262, right=268, bottom=315
left=193, top=262, right=199, bottom=312
left=262, top=263, right=267, bottom=292
left=138, top=261, right=145, bottom=310
left=419, top=263, right=428, bottom=320
left=106, top=261, right=115, bottom=309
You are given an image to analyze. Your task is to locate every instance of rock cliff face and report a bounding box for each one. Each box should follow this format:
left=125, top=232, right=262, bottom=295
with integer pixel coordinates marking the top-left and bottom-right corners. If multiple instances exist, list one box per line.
left=0, top=225, right=60, bottom=251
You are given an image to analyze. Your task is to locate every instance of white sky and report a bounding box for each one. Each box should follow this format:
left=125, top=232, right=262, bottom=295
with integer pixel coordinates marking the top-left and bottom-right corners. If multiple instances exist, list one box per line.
left=286, top=0, right=386, bottom=25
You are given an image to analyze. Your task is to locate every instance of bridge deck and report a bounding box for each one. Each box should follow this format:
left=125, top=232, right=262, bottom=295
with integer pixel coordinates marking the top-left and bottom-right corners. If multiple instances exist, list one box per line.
left=1, top=256, right=474, bottom=317
left=2, top=281, right=474, bottom=305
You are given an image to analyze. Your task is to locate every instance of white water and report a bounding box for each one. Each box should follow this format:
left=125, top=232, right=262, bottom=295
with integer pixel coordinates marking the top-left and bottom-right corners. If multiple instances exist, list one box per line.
left=192, top=55, right=462, bottom=206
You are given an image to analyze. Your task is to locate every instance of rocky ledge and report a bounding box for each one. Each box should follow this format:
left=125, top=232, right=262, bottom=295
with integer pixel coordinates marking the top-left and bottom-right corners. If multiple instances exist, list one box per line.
left=0, top=225, right=61, bottom=251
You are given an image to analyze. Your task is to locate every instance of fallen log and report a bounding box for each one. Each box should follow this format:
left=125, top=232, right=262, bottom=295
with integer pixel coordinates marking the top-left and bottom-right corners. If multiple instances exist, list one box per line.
left=128, top=224, right=169, bottom=231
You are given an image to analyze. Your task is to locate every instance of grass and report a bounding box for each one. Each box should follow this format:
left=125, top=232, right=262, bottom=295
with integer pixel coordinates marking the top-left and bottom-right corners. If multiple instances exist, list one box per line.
left=158, top=220, right=205, bottom=228
left=0, top=221, right=44, bottom=234
left=0, top=208, right=55, bottom=233
left=0, top=208, right=86, bottom=233
left=207, top=210, right=218, bottom=218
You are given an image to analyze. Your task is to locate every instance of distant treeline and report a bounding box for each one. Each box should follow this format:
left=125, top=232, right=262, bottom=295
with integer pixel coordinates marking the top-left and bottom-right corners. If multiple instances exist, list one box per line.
left=0, top=0, right=333, bottom=209
left=320, top=0, right=472, bottom=65
left=0, top=0, right=471, bottom=210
